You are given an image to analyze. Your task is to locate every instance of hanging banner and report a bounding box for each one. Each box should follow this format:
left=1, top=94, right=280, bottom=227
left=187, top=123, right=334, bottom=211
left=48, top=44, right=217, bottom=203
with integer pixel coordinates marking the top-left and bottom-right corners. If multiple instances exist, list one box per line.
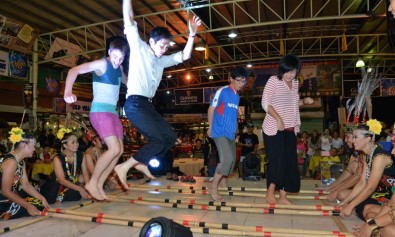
left=174, top=88, right=203, bottom=105
left=251, top=61, right=341, bottom=97
left=23, top=83, right=33, bottom=109
left=382, top=79, right=395, bottom=96
left=44, top=37, right=89, bottom=68
left=59, top=81, right=93, bottom=99
left=203, top=86, right=221, bottom=104
left=0, top=50, right=8, bottom=76
left=65, top=100, right=91, bottom=114
left=9, top=51, right=28, bottom=79
left=0, top=18, right=38, bottom=54
left=53, top=97, right=66, bottom=114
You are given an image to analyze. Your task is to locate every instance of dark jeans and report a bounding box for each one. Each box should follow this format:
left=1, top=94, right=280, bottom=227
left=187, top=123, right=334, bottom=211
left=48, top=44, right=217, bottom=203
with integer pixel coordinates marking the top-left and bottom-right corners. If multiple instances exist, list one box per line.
left=124, top=95, right=177, bottom=165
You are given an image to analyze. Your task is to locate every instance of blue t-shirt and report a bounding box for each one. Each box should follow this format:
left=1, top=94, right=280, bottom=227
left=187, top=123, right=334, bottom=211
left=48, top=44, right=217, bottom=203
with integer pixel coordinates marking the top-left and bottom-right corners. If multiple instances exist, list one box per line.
left=210, top=85, right=239, bottom=139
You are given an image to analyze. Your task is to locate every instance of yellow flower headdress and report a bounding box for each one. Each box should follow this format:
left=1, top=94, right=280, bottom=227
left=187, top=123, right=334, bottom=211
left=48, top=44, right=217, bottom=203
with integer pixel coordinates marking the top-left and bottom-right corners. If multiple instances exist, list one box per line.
left=8, top=110, right=36, bottom=147
left=354, top=119, right=382, bottom=141
left=366, top=119, right=382, bottom=135
left=8, top=127, right=25, bottom=144
left=57, top=128, right=72, bottom=141
left=8, top=127, right=36, bottom=146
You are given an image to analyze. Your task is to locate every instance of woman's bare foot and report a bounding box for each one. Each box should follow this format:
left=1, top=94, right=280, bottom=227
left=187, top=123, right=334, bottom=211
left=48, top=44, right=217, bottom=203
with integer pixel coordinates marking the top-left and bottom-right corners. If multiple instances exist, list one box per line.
left=265, top=193, right=277, bottom=204
left=114, top=164, right=129, bottom=188
left=278, top=197, right=292, bottom=205
left=85, top=182, right=104, bottom=200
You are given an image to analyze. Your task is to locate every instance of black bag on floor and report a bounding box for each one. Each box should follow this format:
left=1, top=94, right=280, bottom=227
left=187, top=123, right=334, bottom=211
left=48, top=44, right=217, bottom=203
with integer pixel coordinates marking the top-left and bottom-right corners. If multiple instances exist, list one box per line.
left=242, top=153, right=262, bottom=181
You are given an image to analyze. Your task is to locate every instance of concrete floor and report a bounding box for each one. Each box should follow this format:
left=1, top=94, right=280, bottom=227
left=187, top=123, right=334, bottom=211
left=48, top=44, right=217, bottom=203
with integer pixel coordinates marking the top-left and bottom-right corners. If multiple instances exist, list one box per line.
left=0, top=177, right=363, bottom=237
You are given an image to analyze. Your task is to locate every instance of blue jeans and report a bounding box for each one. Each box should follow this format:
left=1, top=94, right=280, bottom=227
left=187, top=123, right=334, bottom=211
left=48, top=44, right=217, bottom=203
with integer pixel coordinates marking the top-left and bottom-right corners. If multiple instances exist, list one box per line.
left=124, top=95, right=177, bottom=165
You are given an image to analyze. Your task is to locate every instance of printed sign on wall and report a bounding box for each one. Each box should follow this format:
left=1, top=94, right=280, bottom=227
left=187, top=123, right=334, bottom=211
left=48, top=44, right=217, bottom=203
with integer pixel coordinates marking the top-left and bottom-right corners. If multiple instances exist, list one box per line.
left=174, top=88, right=204, bottom=105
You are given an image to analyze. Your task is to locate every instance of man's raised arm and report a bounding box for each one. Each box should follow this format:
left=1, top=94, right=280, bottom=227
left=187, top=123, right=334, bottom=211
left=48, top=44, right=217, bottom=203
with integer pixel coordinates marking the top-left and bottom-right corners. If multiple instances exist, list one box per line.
left=123, top=0, right=134, bottom=26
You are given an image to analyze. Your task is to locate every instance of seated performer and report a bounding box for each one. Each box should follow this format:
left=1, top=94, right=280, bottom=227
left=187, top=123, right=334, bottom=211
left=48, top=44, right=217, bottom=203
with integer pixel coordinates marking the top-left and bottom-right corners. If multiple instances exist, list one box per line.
left=0, top=128, right=49, bottom=220
left=354, top=139, right=395, bottom=237
left=339, top=121, right=394, bottom=221
left=40, top=129, right=90, bottom=204
left=319, top=126, right=362, bottom=202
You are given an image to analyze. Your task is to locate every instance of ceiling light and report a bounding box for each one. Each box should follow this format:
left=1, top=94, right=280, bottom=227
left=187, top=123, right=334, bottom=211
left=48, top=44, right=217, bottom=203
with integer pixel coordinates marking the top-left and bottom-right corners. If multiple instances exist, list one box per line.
left=166, top=74, right=172, bottom=78
left=194, top=38, right=206, bottom=51
left=228, top=31, right=237, bottom=38
left=166, top=90, right=170, bottom=94
left=209, top=75, right=214, bottom=80
left=367, top=67, right=372, bottom=73
left=205, top=68, right=211, bottom=73
left=247, top=63, right=252, bottom=68
left=355, top=59, right=365, bottom=68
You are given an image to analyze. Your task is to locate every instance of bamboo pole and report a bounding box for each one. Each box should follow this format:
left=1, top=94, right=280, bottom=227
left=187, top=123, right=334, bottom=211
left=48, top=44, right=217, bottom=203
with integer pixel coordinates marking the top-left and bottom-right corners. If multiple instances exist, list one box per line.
left=125, top=186, right=328, bottom=200
left=110, top=198, right=339, bottom=216
left=0, top=200, right=95, bottom=234
left=66, top=200, right=96, bottom=210
left=130, top=184, right=329, bottom=195
left=43, top=209, right=353, bottom=237
left=108, top=194, right=340, bottom=211
left=0, top=216, right=47, bottom=234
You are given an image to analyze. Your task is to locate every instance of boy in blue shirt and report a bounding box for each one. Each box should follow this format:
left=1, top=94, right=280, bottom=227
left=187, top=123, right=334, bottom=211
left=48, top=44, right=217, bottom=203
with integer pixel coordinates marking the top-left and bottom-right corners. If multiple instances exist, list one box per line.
left=207, top=67, right=248, bottom=201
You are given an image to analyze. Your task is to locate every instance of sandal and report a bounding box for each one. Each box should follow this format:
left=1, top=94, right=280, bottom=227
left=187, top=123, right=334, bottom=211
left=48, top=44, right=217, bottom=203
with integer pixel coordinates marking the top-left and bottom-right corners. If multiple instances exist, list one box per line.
left=172, top=173, right=179, bottom=181
left=166, top=173, right=173, bottom=180
left=187, top=175, right=196, bottom=183
left=180, top=175, right=189, bottom=182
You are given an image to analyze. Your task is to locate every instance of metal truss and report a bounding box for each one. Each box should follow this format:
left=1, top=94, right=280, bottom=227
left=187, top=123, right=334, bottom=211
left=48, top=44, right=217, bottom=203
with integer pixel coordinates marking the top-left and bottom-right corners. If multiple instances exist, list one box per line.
left=34, top=0, right=393, bottom=91
left=36, top=0, right=382, bottom=63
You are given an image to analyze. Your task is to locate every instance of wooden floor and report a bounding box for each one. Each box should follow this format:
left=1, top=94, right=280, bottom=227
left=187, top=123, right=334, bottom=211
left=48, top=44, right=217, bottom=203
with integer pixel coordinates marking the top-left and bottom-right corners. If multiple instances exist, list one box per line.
left=0, top=177, right=363, bottom=237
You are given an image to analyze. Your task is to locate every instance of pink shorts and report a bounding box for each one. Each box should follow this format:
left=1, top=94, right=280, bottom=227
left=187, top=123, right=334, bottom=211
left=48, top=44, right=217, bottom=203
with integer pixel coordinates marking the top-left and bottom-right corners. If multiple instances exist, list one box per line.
left=90, top=112, right=123, bottom=141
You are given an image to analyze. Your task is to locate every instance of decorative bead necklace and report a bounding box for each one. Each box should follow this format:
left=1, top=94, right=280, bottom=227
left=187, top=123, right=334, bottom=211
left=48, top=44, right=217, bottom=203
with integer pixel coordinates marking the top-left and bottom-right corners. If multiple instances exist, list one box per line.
left=64, top=153, right=77, bottom=183
left=11, top=152, right=20, bottom=163
left=93, top=147, right=99, bottom=161
left=364, top=144, right=377, bottom=183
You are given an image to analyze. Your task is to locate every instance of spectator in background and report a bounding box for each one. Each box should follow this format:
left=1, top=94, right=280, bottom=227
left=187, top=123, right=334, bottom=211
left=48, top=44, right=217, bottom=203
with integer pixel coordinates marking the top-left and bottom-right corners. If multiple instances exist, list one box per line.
left=192, top=139, right=204, bottom=158
left=320, top=128, right=332, bottom=157
left=331, top=131, right=344, bottom=155
left=77, top=128, right=91, bottom=153
left=301, top=131, right=310, bottom=176
left=308, top=130, right=321, bottom=157
left=38, top=130, right=48, bottom=148
left=238, top=122, right=259, bottom=160
left=296, top=134, right=306, bottom=170
left=47, top=129, right=55, bottom=148
left=0, top=132, right=8, bottom=154
left=39, top=146, right=53, bottom=164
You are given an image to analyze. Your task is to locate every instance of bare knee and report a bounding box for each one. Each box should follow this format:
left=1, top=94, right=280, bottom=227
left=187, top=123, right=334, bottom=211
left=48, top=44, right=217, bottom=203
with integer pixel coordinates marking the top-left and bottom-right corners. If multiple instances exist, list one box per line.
left=381, top=225, right=395, bottom=237
left=107, top=145, right=121, bottom=156
left=337, top=190, right=351, bottom=201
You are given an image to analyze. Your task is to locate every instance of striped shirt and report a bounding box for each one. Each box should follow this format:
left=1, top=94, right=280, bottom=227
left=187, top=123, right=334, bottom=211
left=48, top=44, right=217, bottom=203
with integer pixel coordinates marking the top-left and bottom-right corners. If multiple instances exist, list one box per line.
left=210, top=86, right=239, bottom=139
left=261, top=75, right=301, bottom=136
